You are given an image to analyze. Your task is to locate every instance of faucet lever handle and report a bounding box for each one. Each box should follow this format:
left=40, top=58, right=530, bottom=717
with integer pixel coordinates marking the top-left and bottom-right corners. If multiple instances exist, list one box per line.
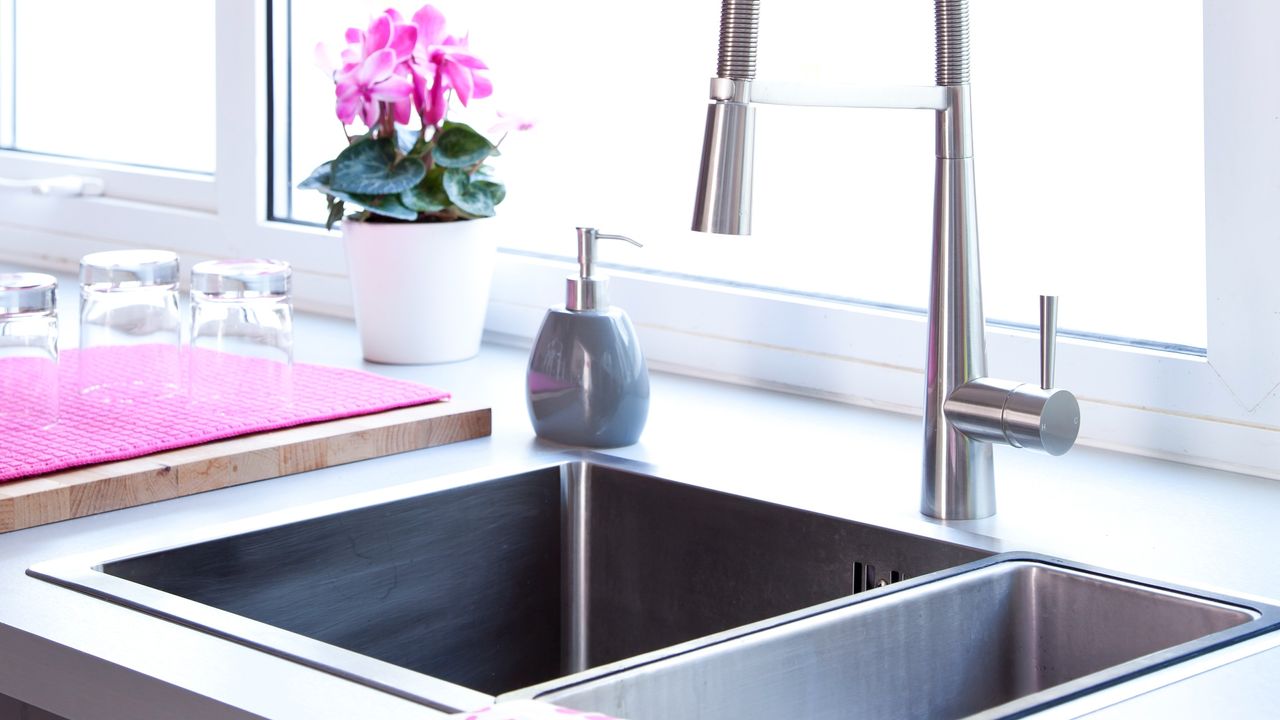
left=1040, top=295, right=1058, bottom=390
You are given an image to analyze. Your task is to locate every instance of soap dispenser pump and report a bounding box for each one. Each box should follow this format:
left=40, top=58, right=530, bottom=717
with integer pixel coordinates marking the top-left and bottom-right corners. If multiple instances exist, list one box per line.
left=526, top=227, right=650, bottom=447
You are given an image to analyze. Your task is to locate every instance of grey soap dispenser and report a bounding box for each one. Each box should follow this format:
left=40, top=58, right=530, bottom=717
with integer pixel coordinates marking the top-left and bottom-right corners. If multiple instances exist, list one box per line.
left=526, top=227, right=650, bottom=447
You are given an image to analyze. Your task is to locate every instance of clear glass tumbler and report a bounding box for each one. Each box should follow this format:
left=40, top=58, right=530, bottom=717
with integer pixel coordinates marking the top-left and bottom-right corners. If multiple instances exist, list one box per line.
left=188, top=259, right=293, bottom=407
left=78, top=249, right=182, bottom=402
left=0, top=272, right=60, bottom=430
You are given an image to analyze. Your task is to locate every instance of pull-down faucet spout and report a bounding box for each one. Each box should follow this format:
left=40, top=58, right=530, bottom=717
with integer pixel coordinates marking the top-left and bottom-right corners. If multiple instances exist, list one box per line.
left=691, top=0, right=758, bottom=234
left=692, top=0, right=1081, bottom=520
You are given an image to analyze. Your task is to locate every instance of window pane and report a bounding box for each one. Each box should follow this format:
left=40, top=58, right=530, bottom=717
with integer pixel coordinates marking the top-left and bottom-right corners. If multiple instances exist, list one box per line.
left=972, top=1, right=1205, bottom=349
left=9, top=0, right=215, bottom=173
left=281, top=0, right=1205, bottom=349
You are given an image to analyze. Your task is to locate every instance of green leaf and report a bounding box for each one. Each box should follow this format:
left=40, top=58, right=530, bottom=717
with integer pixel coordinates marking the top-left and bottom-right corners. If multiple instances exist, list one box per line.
left=442, top=168, right=503, bottom=217
left=295, top=161, right=382, bottom=215
left=396, top=126, right=428, bottom=157
left=400, top=166, right=450, bottom=213
left=477, top=179, right=506, bottom=207
left=325, top=194, right=345, bottom=231
left=298, top=162, right=333, bottom=191
left=298, top=162, right=343, bottom=196
left=358, top=193, right=420, bottom=221
left=331, top=137, right=426, bottom=194
left=431, top=122, right=496, bottom=169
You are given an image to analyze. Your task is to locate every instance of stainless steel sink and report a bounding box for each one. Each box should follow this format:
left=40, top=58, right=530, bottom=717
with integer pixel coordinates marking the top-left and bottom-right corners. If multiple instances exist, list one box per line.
left=526, top=554, right=1280, bottom=719
left=28, top=455, right=990, bottom=713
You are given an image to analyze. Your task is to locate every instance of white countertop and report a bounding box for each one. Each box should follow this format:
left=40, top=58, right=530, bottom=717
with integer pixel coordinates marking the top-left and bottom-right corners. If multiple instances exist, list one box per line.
left=2, top=307, right=1279, bottom=719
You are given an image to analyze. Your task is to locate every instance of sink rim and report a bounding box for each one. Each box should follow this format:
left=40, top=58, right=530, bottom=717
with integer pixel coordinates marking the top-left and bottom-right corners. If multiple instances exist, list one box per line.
left=25, top=451, right=993, bottom=713
left=28, top=452, right=1277, bottom=718
left=517, top=551, right=1280, bottom=719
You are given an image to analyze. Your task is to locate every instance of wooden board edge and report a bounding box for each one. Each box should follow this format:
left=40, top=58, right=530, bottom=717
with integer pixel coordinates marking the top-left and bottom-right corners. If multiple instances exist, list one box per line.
left=0, top=404, right=492, bottom=533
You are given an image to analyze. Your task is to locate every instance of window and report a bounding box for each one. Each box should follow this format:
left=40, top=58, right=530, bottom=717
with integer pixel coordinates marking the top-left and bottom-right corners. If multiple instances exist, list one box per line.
left=0, top=0, right=216, bottom=209
left=0, top=1, right=1276, bottom=480
left=277, top=0, right=1205, bottom=349
left=7, top=1, right=216, bottom=173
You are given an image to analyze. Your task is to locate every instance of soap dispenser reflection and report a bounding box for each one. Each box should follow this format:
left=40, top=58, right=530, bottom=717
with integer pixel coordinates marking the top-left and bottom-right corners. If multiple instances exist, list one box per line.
left=526, top=227, right=650, bottom=447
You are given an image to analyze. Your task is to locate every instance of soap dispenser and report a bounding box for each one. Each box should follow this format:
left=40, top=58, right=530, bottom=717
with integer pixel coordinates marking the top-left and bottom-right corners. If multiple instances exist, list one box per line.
left=526, top=227, right=650, bottom=447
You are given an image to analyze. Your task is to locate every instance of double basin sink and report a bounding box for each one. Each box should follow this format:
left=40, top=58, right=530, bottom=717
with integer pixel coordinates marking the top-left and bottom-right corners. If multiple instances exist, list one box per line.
left=28, top=456, right=1280, bottom=718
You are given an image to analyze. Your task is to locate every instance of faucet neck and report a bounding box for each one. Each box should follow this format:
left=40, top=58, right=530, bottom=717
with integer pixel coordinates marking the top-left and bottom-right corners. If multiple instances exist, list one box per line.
left=936, top=85, right=974, bottom=160
left=921, top=148, right=992, bottom=520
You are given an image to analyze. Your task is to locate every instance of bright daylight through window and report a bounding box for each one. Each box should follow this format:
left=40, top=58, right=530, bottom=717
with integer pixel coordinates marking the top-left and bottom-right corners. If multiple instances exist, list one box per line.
left=280, top=0, right=1206, bottom=350
left=3, top=0, right=215, bottom=173
left=3, top=1, right=1267, bottom=479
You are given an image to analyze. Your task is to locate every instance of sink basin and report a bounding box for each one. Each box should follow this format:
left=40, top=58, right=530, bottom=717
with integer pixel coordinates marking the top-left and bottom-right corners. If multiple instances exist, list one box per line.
left=527, top=554, right=1280, bottom=719
left=28, top=455, right=990, bottom=712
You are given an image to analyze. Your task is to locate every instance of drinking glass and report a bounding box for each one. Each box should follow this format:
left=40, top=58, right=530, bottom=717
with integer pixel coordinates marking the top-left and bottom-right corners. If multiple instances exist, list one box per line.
left=188, top=259, right=293, bottom=407
left=78, top=249, right=182, bottom=402
left=0, top=272, right=60, bottom=430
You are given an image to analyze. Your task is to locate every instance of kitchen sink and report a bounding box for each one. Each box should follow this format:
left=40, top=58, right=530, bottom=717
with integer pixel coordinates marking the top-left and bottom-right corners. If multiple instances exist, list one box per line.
left=526, top=554, right=1280, bottom=719
left=28, top=455, right=990, bottom=713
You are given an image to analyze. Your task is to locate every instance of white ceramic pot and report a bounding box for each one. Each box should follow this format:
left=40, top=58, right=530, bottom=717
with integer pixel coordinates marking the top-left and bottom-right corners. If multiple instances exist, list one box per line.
left=342, top=218, right=496, bottom=364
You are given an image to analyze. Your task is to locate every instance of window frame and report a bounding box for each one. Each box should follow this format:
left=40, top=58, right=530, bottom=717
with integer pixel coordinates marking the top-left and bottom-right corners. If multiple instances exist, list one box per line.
left=0, top=0, right=215, bottom=210
left=0, top=0, right=1275, bottom=479
left=0, top=0, right=14, bottom=149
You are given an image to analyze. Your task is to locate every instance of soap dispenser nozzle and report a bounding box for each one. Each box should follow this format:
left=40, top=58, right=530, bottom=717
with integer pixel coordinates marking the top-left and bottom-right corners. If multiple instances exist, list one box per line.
left=568, top=227, right=642, bottom=311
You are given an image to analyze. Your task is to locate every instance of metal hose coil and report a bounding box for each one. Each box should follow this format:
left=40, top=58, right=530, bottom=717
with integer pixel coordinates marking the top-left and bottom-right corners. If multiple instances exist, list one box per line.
left=935, top=0, right=970, bottom=85
left=717, top=0, right=759, bottom=80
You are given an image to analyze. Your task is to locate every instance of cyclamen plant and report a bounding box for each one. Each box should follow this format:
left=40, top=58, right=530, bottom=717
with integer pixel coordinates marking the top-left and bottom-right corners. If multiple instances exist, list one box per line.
left=300, top=5, right=530, bottom=229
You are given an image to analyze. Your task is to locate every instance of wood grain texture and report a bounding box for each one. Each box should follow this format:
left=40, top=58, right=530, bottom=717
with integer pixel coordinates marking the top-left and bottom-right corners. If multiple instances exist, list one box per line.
left=0, top=402, right=491, bottom=533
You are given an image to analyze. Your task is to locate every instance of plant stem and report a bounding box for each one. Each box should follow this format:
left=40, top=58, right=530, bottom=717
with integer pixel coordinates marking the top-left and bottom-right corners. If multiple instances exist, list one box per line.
left=429, top=88, right=451, bottom=138
left=379, top=102, right=395, bottom=139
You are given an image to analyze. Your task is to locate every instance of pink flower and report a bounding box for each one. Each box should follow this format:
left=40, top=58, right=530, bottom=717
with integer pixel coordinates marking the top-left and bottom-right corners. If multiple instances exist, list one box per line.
left=323, top=4, right=496, bottom=129
left=334, top=48, right=414, bottom=127
left=489, top=111, right=535, bottom=135
left=360, top=12, right=417, bottom=63
left=325, top=10, right=419, bottom=126
left=313, top=40, right=359, bottom=79
left=409, top=5, right=492, bottom=125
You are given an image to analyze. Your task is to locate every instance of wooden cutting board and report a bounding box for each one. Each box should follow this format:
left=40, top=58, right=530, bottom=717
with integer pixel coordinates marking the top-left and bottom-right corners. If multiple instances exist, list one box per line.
left=0, top=401, right=491, bottom=533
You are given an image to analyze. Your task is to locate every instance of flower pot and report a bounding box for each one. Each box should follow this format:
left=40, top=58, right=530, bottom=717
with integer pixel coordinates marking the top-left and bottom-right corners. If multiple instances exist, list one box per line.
left=342, top=218, right=496, bottom=364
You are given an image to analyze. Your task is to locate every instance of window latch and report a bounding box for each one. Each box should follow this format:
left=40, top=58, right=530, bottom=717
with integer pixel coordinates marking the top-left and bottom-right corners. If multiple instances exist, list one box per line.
left=0, top=174, right=106, bottom=197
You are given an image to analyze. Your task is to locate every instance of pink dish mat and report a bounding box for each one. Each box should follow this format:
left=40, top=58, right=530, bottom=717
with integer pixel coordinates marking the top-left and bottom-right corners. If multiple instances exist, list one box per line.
left=0, top=346, right=450, bottom=483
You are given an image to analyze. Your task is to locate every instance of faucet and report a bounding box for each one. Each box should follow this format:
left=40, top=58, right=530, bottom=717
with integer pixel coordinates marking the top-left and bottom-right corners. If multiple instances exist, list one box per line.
left=691, top=0, right=1080, bottom=520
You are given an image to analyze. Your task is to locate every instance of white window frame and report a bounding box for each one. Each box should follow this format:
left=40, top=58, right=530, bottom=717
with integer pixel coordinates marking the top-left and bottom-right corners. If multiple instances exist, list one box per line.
left=0, top=1, right=1275, bottom=479
left=0, top=0, right=215, bottom=211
